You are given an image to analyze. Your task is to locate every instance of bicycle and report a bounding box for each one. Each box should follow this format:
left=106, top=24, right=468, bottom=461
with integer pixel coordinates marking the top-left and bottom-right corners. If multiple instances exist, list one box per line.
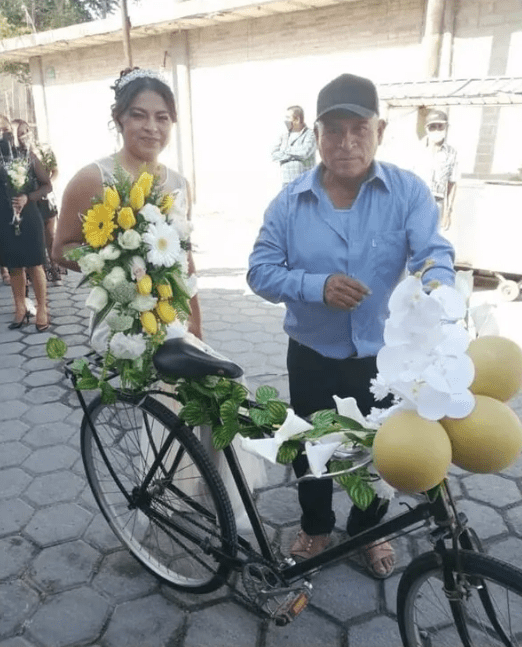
left=66, top=337, right=522, bottom=647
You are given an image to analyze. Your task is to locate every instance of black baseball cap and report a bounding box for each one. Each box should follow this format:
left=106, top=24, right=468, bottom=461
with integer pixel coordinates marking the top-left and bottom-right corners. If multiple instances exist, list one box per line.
left=316, top=74, right=379, bottom=121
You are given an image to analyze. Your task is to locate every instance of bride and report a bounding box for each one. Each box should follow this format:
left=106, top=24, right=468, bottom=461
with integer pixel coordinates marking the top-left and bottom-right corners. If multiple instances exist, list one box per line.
left=53, top=67, right=265, bottom=528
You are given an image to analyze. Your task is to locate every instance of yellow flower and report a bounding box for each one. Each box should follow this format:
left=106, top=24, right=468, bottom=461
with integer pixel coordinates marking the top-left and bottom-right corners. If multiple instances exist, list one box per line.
left=156, top=283, right=173, bottom=299
left=160, top=193, right=174, bottom=214
left=156, top=300, right=177, bottom=323
left=82, top=204, right=116, bottom=248
left=136, top=172, right=154, bottom=198
left=129, top=184, right=145, bottom=210
left=137, top=274, right=152, bottom=295
left=141, top=311, right=158, bottom=335
left=117, top=207, right=137, bottom=230
left=103, top=186, right=121, bottom=210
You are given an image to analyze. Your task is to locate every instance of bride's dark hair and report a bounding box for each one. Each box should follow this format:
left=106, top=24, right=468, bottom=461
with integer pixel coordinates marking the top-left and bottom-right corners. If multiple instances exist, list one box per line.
left=111, top=67, right=177, bottom=128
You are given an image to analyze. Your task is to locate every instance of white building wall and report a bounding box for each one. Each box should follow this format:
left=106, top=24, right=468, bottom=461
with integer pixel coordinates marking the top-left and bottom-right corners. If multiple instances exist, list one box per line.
left=186, top=0, right=425, bottom=215
left=31, top=0, right=522, bottom=216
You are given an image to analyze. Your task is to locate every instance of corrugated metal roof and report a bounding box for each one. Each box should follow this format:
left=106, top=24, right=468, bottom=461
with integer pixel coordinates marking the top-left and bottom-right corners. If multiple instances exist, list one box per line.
left=379, top=77, right=522, bottom=107
left=0, top=0, right=354, bottom=62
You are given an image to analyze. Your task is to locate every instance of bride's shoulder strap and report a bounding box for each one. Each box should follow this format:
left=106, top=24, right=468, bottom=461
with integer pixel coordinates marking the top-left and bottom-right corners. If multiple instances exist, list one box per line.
left=93, top=155, right=117, bottom=185
left=163, top=166, right=188, bottom=194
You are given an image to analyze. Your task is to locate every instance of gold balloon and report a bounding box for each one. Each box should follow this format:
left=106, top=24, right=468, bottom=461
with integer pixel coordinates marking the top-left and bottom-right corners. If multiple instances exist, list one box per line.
left=373, top=410, right=452, bottom=494
left=467, top=335, right=522, bottom=402
left=441, top=395, right=522, bottom=473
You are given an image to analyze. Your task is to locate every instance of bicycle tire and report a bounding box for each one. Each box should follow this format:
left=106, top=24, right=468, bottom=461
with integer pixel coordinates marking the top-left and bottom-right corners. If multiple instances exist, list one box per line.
left=81, top=392, right=237, bottom=593
left=397, top=549, right=522, bottom=647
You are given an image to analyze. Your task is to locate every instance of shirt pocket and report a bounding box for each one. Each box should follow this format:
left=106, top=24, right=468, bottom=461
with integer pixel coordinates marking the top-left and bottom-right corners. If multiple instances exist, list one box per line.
left=370, top=230, right=407, bottom=285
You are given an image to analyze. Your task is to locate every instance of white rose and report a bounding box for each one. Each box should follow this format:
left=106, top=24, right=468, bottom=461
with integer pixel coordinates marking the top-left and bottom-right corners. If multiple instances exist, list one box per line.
left=165, top=319, right=187, bottom=339
left=102, top=266, right=127, bottom=291
left=78, top=252, right=105, bottom=275
left=118, top=229, right=142, bottom=250
left=129, top=293, right=158, bottom=312
left=139, top=203, right=164, bottom=225
left=85, top=286, right=109, bottom=312
left=99, top=244, right=121, bottom=261
left=109, top=332, right=147, bottom=360
left=129, top=255, right=147, bottom=281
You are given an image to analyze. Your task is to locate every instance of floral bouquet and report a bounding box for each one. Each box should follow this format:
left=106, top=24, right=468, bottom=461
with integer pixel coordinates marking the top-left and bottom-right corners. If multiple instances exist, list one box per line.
left=5, top=156, right=31, bottom=235
left=36, top=143, right=57, bottom=176
left=48, top=165, right=194, bottom=401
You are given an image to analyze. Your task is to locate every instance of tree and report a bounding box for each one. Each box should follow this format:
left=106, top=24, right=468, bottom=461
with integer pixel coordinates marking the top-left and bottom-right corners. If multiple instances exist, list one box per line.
left=0, top=0, right=121, bottom=82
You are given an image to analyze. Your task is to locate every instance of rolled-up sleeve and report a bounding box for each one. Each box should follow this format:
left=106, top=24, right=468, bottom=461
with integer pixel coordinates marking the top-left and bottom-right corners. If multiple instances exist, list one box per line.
left=405, top=178, right=455, bottom=286
left=247, top=195, right=328, bottom=305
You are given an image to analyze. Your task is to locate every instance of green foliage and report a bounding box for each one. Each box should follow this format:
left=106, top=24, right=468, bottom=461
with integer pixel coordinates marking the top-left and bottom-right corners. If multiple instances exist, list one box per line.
left=46, top=337, right=67, bottom=359
left=276, top=440, right=300, bottom=464
left=46, top=337, right=383, bottom=510
left=330, top=461, right=376, bottom=511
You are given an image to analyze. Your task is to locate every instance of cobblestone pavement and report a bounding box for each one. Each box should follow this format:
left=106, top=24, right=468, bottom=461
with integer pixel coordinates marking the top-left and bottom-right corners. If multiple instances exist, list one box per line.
left=1, top=252, right=522, bottom=647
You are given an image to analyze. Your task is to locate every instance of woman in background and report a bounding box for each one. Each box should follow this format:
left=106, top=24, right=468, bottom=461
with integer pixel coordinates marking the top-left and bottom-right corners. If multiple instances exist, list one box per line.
left=17, top=119, right=61, bottom=282
left=0, top=114, right=52, bottom=331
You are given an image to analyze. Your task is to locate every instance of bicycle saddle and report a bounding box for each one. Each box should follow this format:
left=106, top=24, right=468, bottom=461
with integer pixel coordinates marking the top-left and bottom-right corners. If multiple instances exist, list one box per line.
left=153, top=337, right=244, bottom=380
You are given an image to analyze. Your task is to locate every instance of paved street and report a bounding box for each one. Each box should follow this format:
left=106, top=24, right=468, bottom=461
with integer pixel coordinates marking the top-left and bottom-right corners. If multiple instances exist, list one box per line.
left=1, top=221, right=522, bottom=647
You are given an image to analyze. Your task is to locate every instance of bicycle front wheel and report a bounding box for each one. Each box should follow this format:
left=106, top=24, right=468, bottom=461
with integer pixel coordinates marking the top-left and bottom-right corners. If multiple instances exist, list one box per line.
left=81, top=392, right=237, bottom=593
left=398, top=550, right=522, bottom=646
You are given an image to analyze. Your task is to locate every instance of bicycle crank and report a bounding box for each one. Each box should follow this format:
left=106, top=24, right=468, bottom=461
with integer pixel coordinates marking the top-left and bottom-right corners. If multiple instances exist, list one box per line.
left=242, top=562, right=312, bottom=625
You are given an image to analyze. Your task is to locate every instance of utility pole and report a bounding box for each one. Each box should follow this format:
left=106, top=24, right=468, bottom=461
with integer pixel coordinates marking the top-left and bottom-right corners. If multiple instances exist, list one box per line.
left=121, top=0, right=133, bottom=68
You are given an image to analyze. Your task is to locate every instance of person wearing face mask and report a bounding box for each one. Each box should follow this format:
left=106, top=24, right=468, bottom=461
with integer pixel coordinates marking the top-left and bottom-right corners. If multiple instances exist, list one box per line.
left=412, top=109, right=459, bottom=231
left=271, top=105, right=316, bottom=187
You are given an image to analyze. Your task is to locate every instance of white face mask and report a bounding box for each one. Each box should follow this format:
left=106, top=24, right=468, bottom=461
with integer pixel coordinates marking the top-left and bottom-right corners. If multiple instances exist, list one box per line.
left=284, top=119, right=293, bottom=131
left=426, top=125, right=446, bottom=145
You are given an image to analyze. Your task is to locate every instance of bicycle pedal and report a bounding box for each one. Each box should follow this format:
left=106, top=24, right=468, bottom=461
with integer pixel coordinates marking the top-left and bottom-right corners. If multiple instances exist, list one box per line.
left=273, top=588, right=311, bottom=626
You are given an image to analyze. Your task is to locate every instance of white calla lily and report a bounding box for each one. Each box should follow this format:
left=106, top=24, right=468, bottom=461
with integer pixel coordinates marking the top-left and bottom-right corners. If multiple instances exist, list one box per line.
left=332, top=396, right=367, bottom=427
left=274, top=408, right=313, bottom=444
left=240, top=437, right=280, bottom=464
left=305, top=441, right=342, bottom=478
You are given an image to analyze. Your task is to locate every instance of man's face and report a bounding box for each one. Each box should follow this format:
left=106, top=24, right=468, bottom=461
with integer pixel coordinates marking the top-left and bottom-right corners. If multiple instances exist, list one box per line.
left=426, top=121, right=447, bottom=145
left=284, top=110, right=297, bottom=131
left=315, top=113, right=385, bottom=182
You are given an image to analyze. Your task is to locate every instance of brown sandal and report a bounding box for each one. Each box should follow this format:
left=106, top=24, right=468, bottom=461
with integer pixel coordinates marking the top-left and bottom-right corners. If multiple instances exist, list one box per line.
left=361, top=540, right=395, bottom=579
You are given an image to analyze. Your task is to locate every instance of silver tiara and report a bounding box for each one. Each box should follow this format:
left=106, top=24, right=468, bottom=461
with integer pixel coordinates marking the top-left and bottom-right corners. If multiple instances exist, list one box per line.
left=114, top=68, right=167, bottom=94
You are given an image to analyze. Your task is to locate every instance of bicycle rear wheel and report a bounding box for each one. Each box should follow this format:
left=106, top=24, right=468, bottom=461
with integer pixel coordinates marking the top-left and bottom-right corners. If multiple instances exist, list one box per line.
left=81, top=392, right=237, bottom=593
left=398, top=550, right=522, bottom=646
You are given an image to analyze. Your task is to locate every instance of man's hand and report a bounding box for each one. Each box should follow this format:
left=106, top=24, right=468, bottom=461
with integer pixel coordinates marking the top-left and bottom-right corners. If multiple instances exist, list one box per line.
left=324, top=273, right=371, bottom=310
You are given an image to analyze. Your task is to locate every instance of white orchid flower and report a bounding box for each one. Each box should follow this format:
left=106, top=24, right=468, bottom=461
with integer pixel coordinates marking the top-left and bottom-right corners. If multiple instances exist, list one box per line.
left=430, top=284, right=467, bottom=321
left=435, top=322, right=472, bottom=356
left=415, top=383, right=475, bottom=420
left=455, top=270, right=474, bottom=305
left=273, top=408, right=313, bottom=444
left=305, top=441, right=342, bottom=478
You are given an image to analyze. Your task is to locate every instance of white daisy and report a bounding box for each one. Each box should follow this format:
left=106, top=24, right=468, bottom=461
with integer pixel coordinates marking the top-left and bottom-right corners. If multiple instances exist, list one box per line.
left=142, top=222, right=181, bottom=267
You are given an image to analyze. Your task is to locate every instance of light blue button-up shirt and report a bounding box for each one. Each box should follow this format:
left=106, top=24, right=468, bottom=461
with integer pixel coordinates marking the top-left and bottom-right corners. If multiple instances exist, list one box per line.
left=247, top=161, right=455, bottom=359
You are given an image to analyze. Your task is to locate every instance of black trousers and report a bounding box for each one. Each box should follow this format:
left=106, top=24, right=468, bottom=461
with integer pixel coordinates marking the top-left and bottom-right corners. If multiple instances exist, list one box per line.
left=287, top=339, right=392, bottom=536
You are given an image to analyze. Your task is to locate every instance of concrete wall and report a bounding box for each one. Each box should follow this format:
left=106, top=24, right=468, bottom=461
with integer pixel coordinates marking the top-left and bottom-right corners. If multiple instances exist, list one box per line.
left=30, top=0, right=522, bottom=221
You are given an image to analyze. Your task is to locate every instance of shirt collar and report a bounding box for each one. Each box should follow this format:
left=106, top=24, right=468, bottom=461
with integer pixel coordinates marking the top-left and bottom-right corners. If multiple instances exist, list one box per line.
left=290, top=161, right=390, bottom=197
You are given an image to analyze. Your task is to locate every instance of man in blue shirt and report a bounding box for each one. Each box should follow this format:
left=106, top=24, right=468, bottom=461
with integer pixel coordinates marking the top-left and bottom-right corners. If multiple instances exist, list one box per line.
left=247, top=74, right=455, bottom=578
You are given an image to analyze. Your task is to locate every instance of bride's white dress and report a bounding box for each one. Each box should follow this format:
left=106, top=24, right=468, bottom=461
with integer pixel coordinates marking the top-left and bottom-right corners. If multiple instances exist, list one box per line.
left=91, top=156, right=266, bottom=530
